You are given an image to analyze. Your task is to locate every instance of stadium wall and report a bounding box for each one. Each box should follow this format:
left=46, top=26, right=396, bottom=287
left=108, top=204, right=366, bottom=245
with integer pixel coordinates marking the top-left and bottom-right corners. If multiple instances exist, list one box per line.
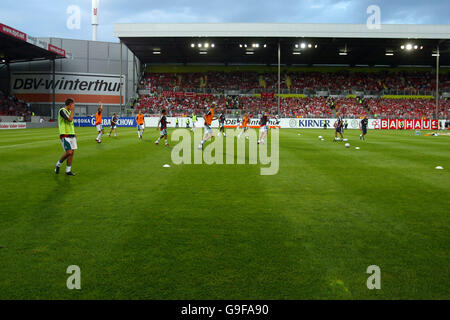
left=0, top=122, right=57, bottom=129
left=140, top=117, right=442, bottom=130
left=9, top=38, right=140, bottom=118
left=2, top=117, right=443, bottom=130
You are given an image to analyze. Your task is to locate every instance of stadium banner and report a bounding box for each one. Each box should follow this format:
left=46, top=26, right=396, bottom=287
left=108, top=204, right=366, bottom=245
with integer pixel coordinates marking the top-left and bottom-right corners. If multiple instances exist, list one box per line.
left=261, top=92, right=275, bottom=99
left=380, top=119, right=438, bottom=130
left=254, top=93, right=307, bottom=98
left=11, top=72, right=125, bottom=105
left=144, top=117, right=441, bottom=130
left=382, top=95, right=434, bottom=99
left=0, top=23, right=27, bottom=41
left=74, top=117, right=137, bottom=127
left=160, top=91, right=213, bottom=99
left=0, top=122, right=27, bottom=130
left=144, top=117, right=340, bottom=129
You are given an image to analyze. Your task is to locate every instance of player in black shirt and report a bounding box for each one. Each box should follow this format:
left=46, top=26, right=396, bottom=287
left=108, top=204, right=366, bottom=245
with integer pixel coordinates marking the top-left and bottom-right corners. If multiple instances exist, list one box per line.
left=108, top=113, right=119, bottom=137
left=334, top=112, right=344, bottom=142
left=258, top=111, right=269, bottom=145
left=155, top=109, right=171, bottom=147
left=360, top=116, right=369, bottom=141
left=217, top=113, right=226, bottom=137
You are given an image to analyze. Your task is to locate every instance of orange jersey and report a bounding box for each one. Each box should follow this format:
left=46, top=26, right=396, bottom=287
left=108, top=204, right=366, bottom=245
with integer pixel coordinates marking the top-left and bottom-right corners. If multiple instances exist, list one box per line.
left=95, top=112, right=102, bottom=125
left=204, top=108, right=214, bottom=126
left=137, top=114, right=144, bottom=125
left=242, top=116, right=249, bottom=127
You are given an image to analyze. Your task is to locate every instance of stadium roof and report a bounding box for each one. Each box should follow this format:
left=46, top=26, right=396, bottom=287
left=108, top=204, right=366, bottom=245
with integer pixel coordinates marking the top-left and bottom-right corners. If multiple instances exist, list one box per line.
left=114, top=23, right=450, bottom=66
left=0, top=23, right=70, bottom=63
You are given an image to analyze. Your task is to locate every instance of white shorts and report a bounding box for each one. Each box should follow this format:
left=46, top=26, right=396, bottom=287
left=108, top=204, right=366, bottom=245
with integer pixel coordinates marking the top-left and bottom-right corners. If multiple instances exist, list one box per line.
left=96, top=124, right=103, bottom=132
left=160, top=128, right=168, bottom=136
left=204, top=125, right=212, bottom=135
left=61, top=137, right=78, bottom=151
left=260, top=125, right=268, bottom=133
left=137, top=124, right=145, bottom=130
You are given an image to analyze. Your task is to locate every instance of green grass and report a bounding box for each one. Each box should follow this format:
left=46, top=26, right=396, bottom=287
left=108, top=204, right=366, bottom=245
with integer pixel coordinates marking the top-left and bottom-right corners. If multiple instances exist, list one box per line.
left=0, top=127, right=449, bottom=299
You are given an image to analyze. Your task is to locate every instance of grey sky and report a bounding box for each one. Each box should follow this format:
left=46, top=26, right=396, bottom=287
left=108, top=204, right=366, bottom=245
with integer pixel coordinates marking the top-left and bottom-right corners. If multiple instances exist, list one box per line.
left=0, top=0, right=448, bottom=42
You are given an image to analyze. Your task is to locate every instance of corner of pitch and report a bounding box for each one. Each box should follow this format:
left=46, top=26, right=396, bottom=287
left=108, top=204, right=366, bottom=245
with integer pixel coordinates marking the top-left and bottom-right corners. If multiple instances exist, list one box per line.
left=170, top=128, right=279, bottom=175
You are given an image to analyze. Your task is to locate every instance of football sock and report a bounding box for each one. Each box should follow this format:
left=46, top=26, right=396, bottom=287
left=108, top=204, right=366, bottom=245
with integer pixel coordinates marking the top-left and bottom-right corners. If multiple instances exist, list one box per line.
left=56, top=160, right=62, bottom=167
left=66, top=166, right=71, bottom=173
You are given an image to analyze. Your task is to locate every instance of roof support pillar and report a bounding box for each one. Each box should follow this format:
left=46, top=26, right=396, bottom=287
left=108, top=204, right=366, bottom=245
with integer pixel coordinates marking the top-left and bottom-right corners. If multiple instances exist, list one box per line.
left=6, top=60, right=11, bottom=97
left=52, top=58, right=56, bottom=120
left=120, top=40, right=123, bottom=112
left=277, top=41, right=281, bottom=116
left=435, top=45, right=439, bottom=121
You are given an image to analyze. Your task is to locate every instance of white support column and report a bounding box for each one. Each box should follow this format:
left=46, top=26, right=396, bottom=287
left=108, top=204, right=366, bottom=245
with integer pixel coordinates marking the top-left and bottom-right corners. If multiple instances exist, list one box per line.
left=435, top=45, right=440, bottom=120
left=277, top=41, right=281, bottom=116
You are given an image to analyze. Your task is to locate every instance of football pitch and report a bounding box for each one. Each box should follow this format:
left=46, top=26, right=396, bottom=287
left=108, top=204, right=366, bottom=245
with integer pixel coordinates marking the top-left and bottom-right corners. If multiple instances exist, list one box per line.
left=0, top=127, right=448, bottom=299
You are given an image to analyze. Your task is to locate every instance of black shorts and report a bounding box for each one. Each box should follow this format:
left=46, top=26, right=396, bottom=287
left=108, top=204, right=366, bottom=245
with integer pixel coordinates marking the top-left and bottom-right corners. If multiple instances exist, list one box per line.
left=362, top=127, right=367, bottom=134
left=335, top=127, right=343, bottom=134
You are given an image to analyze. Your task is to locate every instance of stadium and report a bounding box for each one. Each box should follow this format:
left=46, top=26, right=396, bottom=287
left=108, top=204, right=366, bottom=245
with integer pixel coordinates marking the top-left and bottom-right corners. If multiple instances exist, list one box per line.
left=0, top=3, right=449, bottom=302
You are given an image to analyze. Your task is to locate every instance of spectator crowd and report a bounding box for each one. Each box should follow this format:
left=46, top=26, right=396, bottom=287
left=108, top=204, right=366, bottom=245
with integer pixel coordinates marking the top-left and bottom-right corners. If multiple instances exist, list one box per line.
left=135, top=70, right=450, bottom=119
left=140, top=71, right=450, bottom=94
left=136, top=94, right=449, bottom=119
left=0, top=92, right=31, bottom=117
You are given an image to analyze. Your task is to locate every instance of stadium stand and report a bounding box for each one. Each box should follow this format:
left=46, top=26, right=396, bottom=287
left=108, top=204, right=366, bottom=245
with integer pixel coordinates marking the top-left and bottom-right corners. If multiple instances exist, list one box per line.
left=135, top=94, right=449, bottom=119
left=0, top=92, right=31, bottom=117
left=140, top=71, right=450, bottom=94
left=136, top=70, right=450, bottom=119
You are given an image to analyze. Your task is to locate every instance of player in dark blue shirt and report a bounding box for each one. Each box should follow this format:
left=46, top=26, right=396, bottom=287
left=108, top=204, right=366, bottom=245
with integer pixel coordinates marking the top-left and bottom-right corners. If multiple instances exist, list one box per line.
left=334, top=112, right=345, bottom=142
left=217, top=113, right=226, bottom=137
left=258, top=111, right=269, bottom=145
left=155, top=109, right=171, bottom=147
left=108, top=113, right=119, bottom=137
left=360, top=116, right=369, bottom=141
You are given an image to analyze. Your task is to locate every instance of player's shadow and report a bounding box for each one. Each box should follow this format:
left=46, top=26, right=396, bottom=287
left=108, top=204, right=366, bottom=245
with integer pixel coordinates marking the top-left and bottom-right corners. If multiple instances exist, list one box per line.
left=51, top=170, right=73, bottom=193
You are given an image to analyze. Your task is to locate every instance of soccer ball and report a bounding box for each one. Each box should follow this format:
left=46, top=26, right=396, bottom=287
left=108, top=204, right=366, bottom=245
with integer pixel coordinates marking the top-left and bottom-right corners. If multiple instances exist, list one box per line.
left=318, top=136, right=323, bottom=139
left=345, top=143, right=350, bottom=148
